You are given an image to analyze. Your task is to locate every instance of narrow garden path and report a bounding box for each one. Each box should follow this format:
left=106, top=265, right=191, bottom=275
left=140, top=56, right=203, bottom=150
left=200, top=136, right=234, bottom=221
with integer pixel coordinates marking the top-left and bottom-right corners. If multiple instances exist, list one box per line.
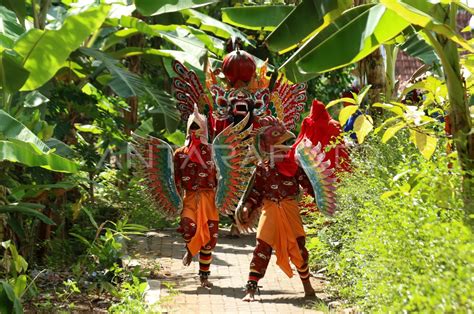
left=126, top=229, right=332, bottom=313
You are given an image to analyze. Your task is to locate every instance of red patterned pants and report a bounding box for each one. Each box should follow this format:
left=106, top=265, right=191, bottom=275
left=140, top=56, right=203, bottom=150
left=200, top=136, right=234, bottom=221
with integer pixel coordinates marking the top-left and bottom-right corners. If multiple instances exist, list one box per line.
left=178, top=217, right=219, bottom=277
left=248, top=237, right=310, bottom=283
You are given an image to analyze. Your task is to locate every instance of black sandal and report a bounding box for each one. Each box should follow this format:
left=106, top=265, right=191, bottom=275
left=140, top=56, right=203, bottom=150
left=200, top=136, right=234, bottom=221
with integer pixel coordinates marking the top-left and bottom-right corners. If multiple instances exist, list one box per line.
left=244, top=280, right=261, bottom=296
left=199, top=270, right=211, bottom=279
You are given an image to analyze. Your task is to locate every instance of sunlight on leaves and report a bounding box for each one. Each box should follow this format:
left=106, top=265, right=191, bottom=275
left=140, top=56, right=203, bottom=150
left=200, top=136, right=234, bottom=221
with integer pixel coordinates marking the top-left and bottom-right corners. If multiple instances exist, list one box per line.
left=354, top=114, right=373, bottom=144
left=382, top=122, right=406, bottom=143
left=339, top=105, right=359, bottom=126
left=413, top=130, right=437, bottom=160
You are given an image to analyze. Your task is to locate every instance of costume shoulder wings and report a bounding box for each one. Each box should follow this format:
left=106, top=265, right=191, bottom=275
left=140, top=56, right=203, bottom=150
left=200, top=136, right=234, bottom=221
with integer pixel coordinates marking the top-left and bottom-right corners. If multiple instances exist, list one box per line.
left=172, top=60, right=212, bottom=122
left=270, top=75, right=307, bottom=131
left=132, top=134, right=183, bottom=218
left=131, top=115, right=254, bottom=219
left=212, top=114, right=256, bottom=215
left=295, top=139, right=337, bottom=217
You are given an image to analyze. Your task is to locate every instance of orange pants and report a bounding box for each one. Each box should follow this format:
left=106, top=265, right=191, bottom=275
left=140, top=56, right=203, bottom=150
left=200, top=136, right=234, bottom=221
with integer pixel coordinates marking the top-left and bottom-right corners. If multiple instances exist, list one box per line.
left=178, top=190, right=219, bottom=276
left=255, top=198, right=306, bottom=277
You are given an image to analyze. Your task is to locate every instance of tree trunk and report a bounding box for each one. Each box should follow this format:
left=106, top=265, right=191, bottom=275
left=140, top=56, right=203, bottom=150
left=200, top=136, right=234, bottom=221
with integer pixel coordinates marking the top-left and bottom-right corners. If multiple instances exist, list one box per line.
left=446, top=68, right=474, bottom=228
left=434, top=5, right=474, bottom=227
left=33, top=0, right=51, bottom=29
left=357, top=47, right=386, bottom=117
left=444, top=61, right=474, bottom=227
left=121, top=13, right=145, bottom=175
left=384, top=44, right=398, bottom=102
left=123, top=13, right=145, bottom=136
left=0, top=185, right=7, bottom=243
left=353, top=0, right=387, bottom=107
left=365, top=47, right=386, bottom=104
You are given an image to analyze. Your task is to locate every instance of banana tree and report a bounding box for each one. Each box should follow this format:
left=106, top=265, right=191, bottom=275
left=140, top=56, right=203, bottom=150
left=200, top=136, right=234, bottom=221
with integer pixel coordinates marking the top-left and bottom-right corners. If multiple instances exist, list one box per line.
left=0, top=109, right=79, bottom=244
left=296, top=1, right=474, bottom=226
left=221, top=0, right=474, bottom=226
left=312, top=1, right=474, bottom=227
left=101, top=1, right=257, bottom=137
left=0, top=2, right=113, bottom=251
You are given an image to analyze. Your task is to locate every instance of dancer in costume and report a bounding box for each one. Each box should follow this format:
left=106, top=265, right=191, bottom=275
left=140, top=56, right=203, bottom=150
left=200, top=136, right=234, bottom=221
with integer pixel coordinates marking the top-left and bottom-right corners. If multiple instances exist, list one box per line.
left=132, top=106, right=253, bottom=288
left=235, top=113, right=338, bottom=302
left=294, top=99, right=351, bottom=174
left=135, top=44, right=336, bottom=291
left=170, top=45, right=330, bottom=296
left=173, top=108, right=218, bottom=287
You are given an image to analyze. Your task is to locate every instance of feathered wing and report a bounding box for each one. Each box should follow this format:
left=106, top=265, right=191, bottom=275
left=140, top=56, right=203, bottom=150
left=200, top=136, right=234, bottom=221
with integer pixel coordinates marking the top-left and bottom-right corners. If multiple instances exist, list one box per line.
left=131, top=133, right=182, bottom=218
left=270, top=76, right=307, bottom=130
left=172, top=60, right=212, bottom=122
left=295, top=138, right=337, bottom=217
left=212, top=113, right=256, bottom=215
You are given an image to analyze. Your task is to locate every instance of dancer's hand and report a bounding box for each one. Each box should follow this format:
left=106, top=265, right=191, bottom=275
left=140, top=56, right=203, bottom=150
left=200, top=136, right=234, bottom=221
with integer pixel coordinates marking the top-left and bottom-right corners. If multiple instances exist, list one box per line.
left=241, top=205, right=250, bottom=223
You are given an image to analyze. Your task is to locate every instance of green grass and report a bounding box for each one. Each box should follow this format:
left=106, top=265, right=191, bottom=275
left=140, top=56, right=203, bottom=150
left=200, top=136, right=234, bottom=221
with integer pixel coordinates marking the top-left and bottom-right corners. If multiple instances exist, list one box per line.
left=306, top=135, right=474, bottom=312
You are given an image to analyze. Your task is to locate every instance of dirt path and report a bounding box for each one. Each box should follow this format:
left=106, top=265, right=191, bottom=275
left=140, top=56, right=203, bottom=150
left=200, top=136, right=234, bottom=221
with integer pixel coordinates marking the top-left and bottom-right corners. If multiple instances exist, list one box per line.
left=127, top=229, right=328, bottom=313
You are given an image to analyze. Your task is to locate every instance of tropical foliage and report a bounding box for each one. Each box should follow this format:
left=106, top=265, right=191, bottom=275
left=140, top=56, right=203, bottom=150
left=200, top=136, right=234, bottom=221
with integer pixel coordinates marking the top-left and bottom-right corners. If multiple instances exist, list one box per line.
left=0, top=0, right=472, bottom=311
left=305, top=134, right=473, bottom=311
left=236, top=0, right=474, bottom=227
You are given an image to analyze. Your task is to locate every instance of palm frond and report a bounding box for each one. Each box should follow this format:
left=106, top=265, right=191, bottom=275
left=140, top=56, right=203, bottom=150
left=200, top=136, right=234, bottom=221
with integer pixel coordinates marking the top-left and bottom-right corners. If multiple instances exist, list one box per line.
left=80, top=47, right=146, bottom=98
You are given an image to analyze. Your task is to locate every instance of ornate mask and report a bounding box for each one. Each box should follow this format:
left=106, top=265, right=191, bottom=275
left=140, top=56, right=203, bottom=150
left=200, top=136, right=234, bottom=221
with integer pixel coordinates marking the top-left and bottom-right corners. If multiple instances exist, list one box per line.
left=185, top=105, right=208, bottom=145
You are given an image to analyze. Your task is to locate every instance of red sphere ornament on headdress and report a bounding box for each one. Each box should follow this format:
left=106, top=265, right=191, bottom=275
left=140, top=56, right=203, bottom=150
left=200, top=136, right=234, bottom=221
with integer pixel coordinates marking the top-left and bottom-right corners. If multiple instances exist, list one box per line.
left=222, top=49, right=256, bottom=86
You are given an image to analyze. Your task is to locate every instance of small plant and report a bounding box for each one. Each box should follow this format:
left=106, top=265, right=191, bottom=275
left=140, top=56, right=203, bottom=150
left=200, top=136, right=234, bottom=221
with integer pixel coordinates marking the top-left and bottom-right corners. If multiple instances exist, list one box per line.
left=155, top=281, right=180, bottom=309
left=57, top=279, right=81, bottom=302
left=108, top=275, right=150, bottom=314
left=70, top=218, right=148, bottom=273
left=66, top=216, right=151, bottom=309
left=162, top=281, right=179, bottom=297
left=0, top=241, right=30, bottom=314
left=93, top=169, right=177, bottom=230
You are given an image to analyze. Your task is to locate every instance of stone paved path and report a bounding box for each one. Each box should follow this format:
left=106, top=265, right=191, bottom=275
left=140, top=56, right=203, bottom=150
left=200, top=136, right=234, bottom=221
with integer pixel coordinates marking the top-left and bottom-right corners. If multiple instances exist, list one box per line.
left=128, top=229, right=328, bottom=313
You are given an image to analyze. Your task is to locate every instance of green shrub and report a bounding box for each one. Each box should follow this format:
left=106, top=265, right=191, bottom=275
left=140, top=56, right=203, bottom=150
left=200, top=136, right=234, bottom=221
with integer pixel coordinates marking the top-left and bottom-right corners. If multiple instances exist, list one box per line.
left=307, top=134, right=474, bottom=312
left=93, top=169, right=177, bottom=229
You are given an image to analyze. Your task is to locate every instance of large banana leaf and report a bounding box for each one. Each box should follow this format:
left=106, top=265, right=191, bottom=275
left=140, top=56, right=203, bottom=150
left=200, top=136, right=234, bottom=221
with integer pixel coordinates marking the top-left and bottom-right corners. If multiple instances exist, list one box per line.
left=105, top=18, right=225, bottom=57
left=80, top=48, right=181, bottom=123
left=404, top=0, right=473, bottom=17
left=106, top=15, right=158, bottom=37
left=142, top=86, right=180, bottom=133
left=295, top=4, right=411, bottom=77
left=80, top=47, right=145, bottom=98
left=0, top=51, right=29, bottom=94
left=158, top=28, right=210, bottom=58
left=221, top=5, right=294, bottom=32
left=265, top=0, right=352, bottom=54
left=399, top=28, right=439, bottom=66
left=107, top=48, right=207, bottom=72
left=134, top=0, right=219, bottom=16
left=280, top=5, right=373, bottom=82
left=10, top=182, right=76, bottom=200
left=0, top=140, right=79, bottom=173
left=104, top=17, right=179, bottom=49
left=0, top=0, right=26, bottom=26
left=182, top=9, right=254, bottom=47
left=0, top=109, right=49, bottom=152
left=0, top=6, right=25, bottom=48
left=44, top=138, right=75, bottom=158
left=185, top=26, right=225, bottom=56
left=381, top=0, right=474, bottom=53
left=0, top=203, right=54, bottom=225
left=0, top=110, right=79, bottom=173
left=14, top=5, right=110, bottom=91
